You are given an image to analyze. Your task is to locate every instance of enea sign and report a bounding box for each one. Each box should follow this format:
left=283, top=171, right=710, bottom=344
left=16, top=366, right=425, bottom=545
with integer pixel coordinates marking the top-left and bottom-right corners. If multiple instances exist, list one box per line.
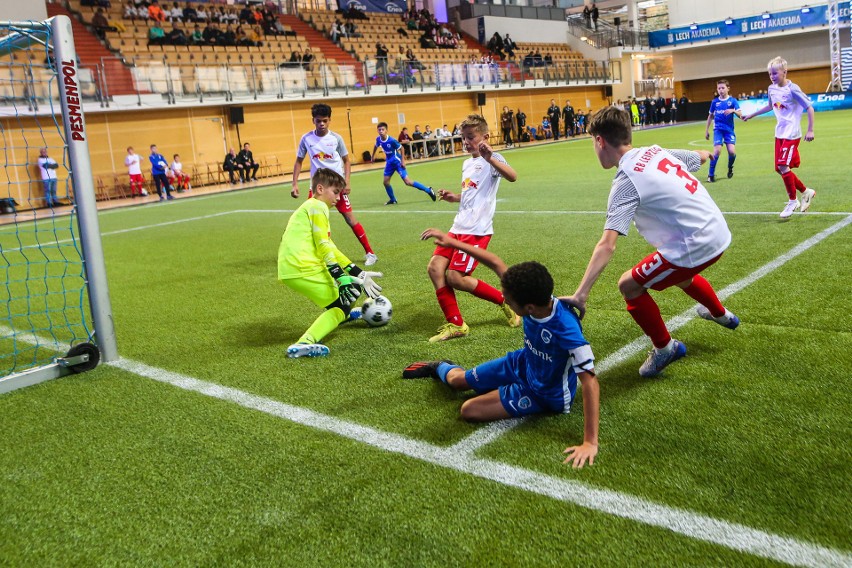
left=649, top=5, right=851, bottom=48
left=737, top=93, right=852, bottom=116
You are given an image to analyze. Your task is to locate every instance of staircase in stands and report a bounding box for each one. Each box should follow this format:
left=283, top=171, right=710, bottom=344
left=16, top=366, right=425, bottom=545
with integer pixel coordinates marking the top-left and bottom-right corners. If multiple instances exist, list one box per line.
left=46, top=3, right=137, bottom=96
left=278, top=14, right=366, bottom=86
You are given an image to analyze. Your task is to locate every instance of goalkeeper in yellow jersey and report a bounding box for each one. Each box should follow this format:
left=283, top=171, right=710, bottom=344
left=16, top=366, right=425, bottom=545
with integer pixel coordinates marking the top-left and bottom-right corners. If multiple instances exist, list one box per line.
left=278, top=168, right=384, bottom=358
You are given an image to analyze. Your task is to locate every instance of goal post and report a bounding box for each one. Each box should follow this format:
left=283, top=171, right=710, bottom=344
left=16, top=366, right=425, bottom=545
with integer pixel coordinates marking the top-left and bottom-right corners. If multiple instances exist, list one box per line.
left=0, top=15, right=117, bottom=394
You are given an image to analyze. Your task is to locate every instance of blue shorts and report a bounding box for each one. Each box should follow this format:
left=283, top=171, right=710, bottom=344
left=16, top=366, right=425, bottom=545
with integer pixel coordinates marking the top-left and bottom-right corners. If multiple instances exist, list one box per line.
left=464, top=349, right=571, bottom=417
left=713, top=131, right=736, bottom=146
left=383, top=161, right=407, bottom=179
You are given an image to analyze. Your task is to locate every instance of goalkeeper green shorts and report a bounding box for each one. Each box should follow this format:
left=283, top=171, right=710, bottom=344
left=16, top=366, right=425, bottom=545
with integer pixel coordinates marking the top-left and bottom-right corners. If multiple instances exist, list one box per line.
left=280, top=272, right=337, bottom=308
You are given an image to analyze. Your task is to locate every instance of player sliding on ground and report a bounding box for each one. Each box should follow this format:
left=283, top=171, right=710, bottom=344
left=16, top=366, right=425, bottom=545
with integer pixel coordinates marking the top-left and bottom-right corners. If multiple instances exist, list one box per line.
left=425, top=113, right=520, bottom=343
left=371, top=122, right=437, bottom=204
left=406, top=229, right=600, bottom=469
left=278, top=168, right=383, bottom=358
left=563, top=105, right=740, bottom=378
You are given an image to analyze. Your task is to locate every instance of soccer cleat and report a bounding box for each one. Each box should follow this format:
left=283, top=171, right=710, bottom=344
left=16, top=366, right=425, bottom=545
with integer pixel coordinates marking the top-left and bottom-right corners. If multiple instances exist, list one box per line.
left=385, top=199, right=398, bottom=205
left=707, top=175, right=715, bottom=183
left=344, top=307, right=362, bottom=323
left=800, top=188, right=816, bottom=212
left=779, top=199, right=800, bottom=219
left=727, top=166, right=734, bottom=179
left=365, top=252, right=378, bottom=266
left=427, top=187, right=437, bottom=202
left=402, top=360, right=455, bottom=379
left=500, top=303, right=521, bottom=327
left=696, top=306, right=740, bottom=330
left=287, top=343, right=330, bottom=358
left=428, top=322, right=470, bottom=343
left=167, top=195, right=175, bottom=200
left=638, top=340, right=687, bottom=378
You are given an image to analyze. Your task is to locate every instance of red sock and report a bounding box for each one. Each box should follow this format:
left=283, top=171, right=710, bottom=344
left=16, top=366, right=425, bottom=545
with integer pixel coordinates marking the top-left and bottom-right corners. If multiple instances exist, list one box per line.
left=351, top=223, right=373, bottom=254
left=436, top=286, right=463, bottom=325
left=780, top=171, right=797, bottom=200
left=625, top=293, right=671, bottom=349
left=471, top=280, right=504, bottom=305
left=682, top=275, right=725, bottom=318
left=791, top=172, right=806, bottom=192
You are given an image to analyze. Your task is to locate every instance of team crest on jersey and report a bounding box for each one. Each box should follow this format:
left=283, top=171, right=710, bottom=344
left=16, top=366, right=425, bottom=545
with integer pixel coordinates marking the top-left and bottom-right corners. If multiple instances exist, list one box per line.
left=541, top=329, right=552, bottom=344
left=518, top=396, right=532, bottom=410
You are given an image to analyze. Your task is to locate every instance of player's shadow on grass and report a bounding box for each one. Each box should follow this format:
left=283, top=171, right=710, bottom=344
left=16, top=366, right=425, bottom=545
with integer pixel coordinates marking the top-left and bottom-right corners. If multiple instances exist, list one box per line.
left=231, top=318, right=303, bottom=347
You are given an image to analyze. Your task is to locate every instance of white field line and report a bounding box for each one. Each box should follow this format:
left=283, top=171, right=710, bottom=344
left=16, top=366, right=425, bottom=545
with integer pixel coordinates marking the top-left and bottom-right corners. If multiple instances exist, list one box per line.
left=102, top=355, right=852, bottom=568
left=450, top=213, right=852, bottom=456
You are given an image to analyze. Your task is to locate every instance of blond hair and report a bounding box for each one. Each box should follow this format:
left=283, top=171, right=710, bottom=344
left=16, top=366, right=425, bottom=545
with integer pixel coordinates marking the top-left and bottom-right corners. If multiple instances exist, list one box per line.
left=460, top=114, right=488, bottom=135
left=767, top=56, right=787, bottom=71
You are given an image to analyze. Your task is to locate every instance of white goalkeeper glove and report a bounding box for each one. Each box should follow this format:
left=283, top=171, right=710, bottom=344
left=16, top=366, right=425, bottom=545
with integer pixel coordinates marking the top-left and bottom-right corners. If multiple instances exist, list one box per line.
left=346, top=264, right=383, bottom=299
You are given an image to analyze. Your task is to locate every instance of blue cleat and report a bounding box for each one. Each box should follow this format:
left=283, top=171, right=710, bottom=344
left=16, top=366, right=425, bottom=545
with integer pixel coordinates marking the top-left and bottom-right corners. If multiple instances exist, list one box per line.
left=696, top=306, right=740, bottom=329
left=639, top=340, right=686, bottom=378
left=287, top=343, right=329, bottom=358
left=345, top=308, right=362, bottom=323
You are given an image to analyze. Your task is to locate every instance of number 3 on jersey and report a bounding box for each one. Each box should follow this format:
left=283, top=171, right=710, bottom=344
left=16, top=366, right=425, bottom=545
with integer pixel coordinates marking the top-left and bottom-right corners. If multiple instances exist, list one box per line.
left=657, top=158, right=698, bottom=194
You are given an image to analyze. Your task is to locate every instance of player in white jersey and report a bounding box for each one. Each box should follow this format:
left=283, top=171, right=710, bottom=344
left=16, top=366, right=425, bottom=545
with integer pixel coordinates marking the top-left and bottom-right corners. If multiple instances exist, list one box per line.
left=168, top=154, right=191, bottom=192
left=426, top=114, right=520, bottom=343
left=563, top=106, right=740, bottom=378
left=291, top=103, right=377, bottom=266
left=124, top=146, right=147, bottom=197
left=743, top=57, right=816, bottom=219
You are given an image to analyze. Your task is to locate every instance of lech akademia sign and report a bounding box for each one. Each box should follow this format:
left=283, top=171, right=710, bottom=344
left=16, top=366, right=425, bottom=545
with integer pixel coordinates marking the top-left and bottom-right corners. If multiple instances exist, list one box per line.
left=649, top=5, right=851, bottom=48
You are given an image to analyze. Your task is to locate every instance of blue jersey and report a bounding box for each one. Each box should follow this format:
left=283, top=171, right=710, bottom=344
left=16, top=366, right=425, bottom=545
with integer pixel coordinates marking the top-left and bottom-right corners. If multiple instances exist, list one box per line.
left=519, top=298, right=594, bottom=408
left=375, top=135, right=402, bottom=165
left=149, top=153, right=168, bottom=175
left=709, top=96, right=740, bottom=134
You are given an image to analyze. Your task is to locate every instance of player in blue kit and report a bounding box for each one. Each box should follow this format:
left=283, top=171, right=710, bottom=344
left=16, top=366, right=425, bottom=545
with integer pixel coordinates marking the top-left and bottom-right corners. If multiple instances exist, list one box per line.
left=704, top=79, right=742, bottom=182
left=404, top=228, right=600, bottom=469
left=371, top=122, right=437, bottom=204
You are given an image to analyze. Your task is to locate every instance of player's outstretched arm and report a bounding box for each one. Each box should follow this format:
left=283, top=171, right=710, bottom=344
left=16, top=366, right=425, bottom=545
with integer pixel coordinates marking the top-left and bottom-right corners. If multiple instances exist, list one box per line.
left=559, top=230, right=619, bottom=319
left=742, top=103, right=772, bottom=121
left=421, top=228, right=507, bottom=277
left=563, top=370, right=599, bottom=468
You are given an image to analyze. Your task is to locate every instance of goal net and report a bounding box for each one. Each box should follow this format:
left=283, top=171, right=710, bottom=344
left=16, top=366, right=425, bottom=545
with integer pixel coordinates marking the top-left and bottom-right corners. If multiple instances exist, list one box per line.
left=0, top=16, right=116, bottom=393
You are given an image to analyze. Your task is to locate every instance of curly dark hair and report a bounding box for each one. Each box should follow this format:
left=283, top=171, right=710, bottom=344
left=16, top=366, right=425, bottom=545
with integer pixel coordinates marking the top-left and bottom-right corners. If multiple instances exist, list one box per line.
left=311, top=103, right=332, bottom=118
left=501, top=261, right=553, bottom=307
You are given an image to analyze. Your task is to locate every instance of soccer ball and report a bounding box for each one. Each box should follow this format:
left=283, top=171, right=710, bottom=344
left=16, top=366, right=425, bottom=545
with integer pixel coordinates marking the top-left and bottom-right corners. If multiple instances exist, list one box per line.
left=361, top=295, right=392, bottom=327
left=140, top=188, right=148, bottom=196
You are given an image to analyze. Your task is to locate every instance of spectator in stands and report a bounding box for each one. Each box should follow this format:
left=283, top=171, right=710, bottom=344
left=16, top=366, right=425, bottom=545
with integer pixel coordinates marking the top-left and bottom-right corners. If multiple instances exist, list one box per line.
left=223, top=148, right=245, bottom=184
left=237, top=143, right=260, bottom=181
left=487, top=32, right=504, bottom=60
left=405, top=48, right=424, bottom=70
left=182, top=4, right=197, bottom=22
left=330, top=20, right=343, bottom=44
left=168, top=3, right=182, bottom=22
left=398, top=127, right=413, bottom=159
left=166, top=23, right=188, bottom=45
left=583, top=4, right=592, bottom=29
left=124, top=2, right=138, bottom=21
left=239, top=5, right=253, bottom=23
left=284, top=50, right=301, bottom=68
left=148, top=21, right=166, bottom=45
left=147, top=0, right=167, bottom=23
left=236, top=25, right=253, bottom=47
left=195, top=5, right=208, bottom=23
left=37, top=147, right=60, bottom=208
left=533, top=50, right=544, bottom=67
left=375, top=42, right=389, bottom=78
left=344, top=20, right=359, bottom=37
left=91, top=8, right=113, bottom=40
left=302, top=48, right=314, bottom=71
left=190, top=24, right=203, bottom=44
left=221, top=24, right=237, bottom=47
left=419, top=31, right=435, bottom=49
left=202, top=22, right=220, bottom=45
left=544, top=53, right=553, bottom=66
left=591, top=3, right=599, bottom=30
left=503, top=34, right=516, bottom=59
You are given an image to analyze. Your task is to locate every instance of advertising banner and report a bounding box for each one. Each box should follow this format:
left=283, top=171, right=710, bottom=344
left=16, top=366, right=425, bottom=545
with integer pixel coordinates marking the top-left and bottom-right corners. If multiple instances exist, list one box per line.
left=341, top=0, right=405, bottom=14
left=649, top=5, right=851, bottom=48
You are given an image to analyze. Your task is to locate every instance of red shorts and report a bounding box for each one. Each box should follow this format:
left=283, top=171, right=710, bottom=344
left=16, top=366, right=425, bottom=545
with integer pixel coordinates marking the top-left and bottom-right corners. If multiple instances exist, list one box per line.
left=774, top=138, right=801, bottom=170
left=433, top=233, right=492, bottom=275
left=129, top=173, right=144, bottom=185
left=631, top=251, right=723, bottom=291
left=307, top=190, right=353, bottom=214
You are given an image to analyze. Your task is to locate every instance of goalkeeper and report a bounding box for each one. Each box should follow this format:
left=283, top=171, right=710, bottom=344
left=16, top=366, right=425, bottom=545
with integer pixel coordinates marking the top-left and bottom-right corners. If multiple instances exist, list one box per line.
left=278, top=168, right=383, bottom=358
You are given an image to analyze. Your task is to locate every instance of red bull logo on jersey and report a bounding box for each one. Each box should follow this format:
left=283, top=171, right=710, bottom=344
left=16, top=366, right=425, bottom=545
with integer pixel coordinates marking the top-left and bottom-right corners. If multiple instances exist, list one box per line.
left=312, top=151, right=335, bottom=161
left=773, top=101, right=788, bottom=110
left=461, top=177, right=478, bottom=191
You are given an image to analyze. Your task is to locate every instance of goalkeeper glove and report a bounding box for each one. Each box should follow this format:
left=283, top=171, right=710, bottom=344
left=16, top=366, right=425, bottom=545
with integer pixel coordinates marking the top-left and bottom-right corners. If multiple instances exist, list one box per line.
left=328, top=263, right=361, bottom=307
left=346, top=264, right=383, bottom=299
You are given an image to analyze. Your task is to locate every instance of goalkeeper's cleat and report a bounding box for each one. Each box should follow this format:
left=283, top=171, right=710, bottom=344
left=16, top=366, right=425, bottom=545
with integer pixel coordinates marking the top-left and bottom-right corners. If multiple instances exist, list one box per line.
left=428, top=322, right=469, bottom=343
left=638, top=340, right=686, bottom=378
left=427, top=187, right=437, bottom=202
left=800, top=188, right=816, bottom=212
left=500, top=303, right=521, bottom=327
left=365, top=252, right=378, bottom=266
left=780, top=199, right=800, bottom=219
left=344, top=307, right=362, bottom=323
left=287, top=343, right=329, bottom=358
left=696, top=306, right=740, bottom=329
left=402, top=360, right=456, bottom=379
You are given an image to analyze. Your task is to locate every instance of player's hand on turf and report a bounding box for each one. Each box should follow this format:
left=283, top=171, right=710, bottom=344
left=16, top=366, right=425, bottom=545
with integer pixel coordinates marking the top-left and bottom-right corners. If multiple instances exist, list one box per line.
left=559, top=295, right=586, bottom=319
left=290, top=186, right=300, bottom=198
left=563, top=442, right=597, bottom=469
left=420, top=228, right=449, bottom=245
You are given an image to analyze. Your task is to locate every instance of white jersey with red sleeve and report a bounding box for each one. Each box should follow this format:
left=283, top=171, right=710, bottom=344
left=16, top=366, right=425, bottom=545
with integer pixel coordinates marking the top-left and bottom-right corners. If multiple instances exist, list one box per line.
left=296, top=130, right=348, bottom=177
left=449, top=152, right=508, bottom=236
left=616, top=145, right=731, bottom=268
left=768, top=80, right=812, bottom=140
